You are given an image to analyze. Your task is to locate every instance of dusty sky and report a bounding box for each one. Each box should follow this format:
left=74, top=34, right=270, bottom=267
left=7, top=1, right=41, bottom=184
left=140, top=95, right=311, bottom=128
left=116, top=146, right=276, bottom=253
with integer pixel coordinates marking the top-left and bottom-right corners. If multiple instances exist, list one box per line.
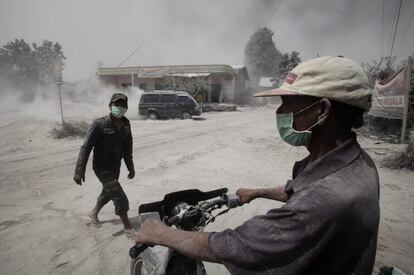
left=1, top=0, right=413, bottom=81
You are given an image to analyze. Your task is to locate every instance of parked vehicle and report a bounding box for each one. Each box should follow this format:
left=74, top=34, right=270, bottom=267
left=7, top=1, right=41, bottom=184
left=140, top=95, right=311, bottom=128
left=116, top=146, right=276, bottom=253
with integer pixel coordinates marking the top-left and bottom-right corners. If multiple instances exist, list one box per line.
left=129, top=188, right=241, bottom=275
left=139, top=90, right=201, bottom=120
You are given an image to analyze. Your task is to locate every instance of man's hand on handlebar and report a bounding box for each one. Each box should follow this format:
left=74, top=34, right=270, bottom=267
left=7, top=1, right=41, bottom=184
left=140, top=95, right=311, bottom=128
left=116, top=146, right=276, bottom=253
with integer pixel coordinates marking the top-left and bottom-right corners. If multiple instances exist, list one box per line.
left=236, top=188, right=258, bottom=204
left=135, top=218, right=169, bottom=246
left=236, top=187, right=288, bottom=203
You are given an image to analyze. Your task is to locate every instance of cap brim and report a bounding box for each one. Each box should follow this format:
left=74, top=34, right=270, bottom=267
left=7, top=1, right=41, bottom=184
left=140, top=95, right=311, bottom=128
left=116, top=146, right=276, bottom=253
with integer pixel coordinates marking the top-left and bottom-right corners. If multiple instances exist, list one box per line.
left=253, top=89, right=300, bottom=97
left=111, top=98, right=128, bottom=103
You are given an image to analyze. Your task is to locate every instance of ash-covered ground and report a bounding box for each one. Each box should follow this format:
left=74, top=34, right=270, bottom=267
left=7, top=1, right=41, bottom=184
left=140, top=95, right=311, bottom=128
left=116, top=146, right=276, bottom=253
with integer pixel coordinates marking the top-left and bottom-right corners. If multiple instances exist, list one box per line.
left=0, top=102, right=413, bottom=274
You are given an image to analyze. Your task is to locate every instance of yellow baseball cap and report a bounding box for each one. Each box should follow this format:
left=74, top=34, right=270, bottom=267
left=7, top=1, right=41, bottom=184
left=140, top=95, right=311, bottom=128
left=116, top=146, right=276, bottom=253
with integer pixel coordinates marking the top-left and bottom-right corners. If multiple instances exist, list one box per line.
left=254, top=56, right=372, bottom=111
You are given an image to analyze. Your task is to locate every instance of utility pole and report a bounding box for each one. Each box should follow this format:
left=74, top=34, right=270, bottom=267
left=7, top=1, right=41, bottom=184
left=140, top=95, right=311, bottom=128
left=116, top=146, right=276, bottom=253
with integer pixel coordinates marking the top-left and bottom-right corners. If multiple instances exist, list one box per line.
left=53, top=61, right=64, bottom=126
left=57, top=81, right=64, bottom=126
left=401, top=61, right=412, bottom=143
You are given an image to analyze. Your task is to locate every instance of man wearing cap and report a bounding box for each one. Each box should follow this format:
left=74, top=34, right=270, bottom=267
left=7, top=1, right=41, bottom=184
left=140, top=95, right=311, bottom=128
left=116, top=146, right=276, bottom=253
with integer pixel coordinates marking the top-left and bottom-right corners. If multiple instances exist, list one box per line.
left=135, top=56, right=380, bottom=274
left=74, top=93, right=135, bottom=236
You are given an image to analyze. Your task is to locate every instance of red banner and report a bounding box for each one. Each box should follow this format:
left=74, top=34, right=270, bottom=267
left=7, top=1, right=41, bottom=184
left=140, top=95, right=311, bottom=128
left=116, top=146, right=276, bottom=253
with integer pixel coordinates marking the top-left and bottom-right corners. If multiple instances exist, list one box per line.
left=369, top=65, right=410, bottom=119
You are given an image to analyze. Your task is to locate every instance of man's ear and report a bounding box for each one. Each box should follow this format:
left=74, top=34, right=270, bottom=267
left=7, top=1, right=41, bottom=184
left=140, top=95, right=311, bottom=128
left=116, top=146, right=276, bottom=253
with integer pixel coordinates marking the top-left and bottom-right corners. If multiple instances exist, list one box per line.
left=317, top=98, right=331, bottom=125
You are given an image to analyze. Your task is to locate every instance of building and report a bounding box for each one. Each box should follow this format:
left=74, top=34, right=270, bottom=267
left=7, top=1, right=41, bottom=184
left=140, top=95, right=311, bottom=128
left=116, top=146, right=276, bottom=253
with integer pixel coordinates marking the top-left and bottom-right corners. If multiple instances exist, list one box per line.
left=258, top=77, right=275, bottom=90
left=97, top=64, right=249, bottom=104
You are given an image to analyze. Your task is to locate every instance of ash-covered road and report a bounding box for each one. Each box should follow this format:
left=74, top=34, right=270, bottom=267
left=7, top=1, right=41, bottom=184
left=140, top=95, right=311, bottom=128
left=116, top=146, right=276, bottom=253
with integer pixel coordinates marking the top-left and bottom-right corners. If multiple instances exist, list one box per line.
left=0, top=107, right=412, bottom=274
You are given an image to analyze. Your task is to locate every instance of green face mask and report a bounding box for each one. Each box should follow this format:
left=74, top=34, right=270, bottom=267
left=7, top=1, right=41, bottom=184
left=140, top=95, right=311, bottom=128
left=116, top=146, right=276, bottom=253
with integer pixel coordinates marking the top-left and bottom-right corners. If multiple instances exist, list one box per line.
left=276, top=100, right=326, bottom=147
left=111, top=106, right=126, bottom=118
left=276, top=113, right=312, bottom=146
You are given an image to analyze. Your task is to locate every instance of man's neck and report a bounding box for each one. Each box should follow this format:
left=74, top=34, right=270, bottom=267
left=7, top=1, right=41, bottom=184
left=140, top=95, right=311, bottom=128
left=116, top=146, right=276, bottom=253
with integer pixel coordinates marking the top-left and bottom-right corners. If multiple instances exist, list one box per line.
left=110, top=114, right=124, bottom=129
left=307, top=129, right=350, bottom=161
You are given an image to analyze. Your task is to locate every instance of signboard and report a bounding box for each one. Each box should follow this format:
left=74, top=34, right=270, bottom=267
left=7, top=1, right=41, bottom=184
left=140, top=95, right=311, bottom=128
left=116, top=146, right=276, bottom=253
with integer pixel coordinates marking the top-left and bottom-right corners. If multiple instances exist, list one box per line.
left=369, top=65, right=410, bottom=119
left=137, top=68, right=169, bottom=78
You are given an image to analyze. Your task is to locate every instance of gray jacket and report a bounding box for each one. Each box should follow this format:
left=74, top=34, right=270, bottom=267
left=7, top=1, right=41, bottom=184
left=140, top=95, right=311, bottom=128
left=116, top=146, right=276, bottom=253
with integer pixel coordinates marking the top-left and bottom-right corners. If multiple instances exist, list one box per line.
left=209, top=134, right=380, bottom=275
left=74, top=114, right=134, bottom=176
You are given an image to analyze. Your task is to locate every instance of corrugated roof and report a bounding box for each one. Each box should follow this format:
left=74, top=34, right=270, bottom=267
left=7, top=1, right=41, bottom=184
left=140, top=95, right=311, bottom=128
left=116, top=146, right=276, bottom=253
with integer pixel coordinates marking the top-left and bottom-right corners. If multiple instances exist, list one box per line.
left=97, top=64, right=248, bottom=79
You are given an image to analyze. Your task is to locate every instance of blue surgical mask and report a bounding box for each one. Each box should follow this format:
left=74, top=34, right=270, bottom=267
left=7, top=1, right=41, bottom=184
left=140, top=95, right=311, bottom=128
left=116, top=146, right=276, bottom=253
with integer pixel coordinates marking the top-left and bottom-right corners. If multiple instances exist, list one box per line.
left=111, top=106, right=126, bottom=118
left=276, top=100, right=326, bottom=147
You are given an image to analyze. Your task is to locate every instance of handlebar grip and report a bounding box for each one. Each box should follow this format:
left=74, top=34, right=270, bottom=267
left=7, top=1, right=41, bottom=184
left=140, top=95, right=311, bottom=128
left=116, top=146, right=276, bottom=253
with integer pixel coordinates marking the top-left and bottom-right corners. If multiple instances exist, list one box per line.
left=224, top=194, right=240, bottom=208
left=129, top=215, right=180, bottom=259
left=129, top=243, right=148, bottom=259
left=166, top=215, right=180, bottom=226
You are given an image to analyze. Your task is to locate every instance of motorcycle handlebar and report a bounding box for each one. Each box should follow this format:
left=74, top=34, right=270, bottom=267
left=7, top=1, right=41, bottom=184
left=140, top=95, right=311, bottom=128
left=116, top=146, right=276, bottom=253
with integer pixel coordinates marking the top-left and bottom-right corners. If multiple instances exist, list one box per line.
left=129, top=213, right=180, bottom=259
left=129, top=243, right=147, bottom=259
left=202, top=194, right=240, bottom=210
left=129, top=193, right=240, bottom=259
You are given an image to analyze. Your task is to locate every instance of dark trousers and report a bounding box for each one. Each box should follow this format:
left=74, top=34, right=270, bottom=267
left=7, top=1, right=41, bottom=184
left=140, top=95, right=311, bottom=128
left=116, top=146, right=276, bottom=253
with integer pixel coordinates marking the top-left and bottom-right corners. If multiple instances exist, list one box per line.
left=94, top=168, right=129, bottom=216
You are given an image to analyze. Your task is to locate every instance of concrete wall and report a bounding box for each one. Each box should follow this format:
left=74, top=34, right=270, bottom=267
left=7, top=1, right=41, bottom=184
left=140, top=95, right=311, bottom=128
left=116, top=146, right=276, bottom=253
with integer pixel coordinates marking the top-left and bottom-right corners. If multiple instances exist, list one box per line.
left=234, top=75, right=249, bottom=104
left=100, top=75, right=157, bottom=91
left=137, top=78, right=155, bottom=90
left=221, top=77, right=235, bottom=103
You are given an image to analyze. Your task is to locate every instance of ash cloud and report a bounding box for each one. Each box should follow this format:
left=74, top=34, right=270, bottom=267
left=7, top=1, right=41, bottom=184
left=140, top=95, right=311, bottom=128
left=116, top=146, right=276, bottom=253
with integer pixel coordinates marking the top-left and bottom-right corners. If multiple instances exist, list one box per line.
left=0, top=0, right=413, bottom=83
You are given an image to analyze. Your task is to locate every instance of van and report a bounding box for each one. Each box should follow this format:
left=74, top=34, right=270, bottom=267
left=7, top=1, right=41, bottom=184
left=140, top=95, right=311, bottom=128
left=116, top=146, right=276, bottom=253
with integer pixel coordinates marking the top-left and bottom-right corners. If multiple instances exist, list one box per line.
left=138, top=90, right=201, bottom=119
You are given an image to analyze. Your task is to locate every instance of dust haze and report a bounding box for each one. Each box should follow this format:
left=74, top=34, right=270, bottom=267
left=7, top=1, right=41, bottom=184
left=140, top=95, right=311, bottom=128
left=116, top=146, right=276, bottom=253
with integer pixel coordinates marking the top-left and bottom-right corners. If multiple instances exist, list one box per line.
left=1, top=0, right=413, bottom=82
left=0, top=2, right=414, bottom=274
left=2, top=0, right=413, bottom=122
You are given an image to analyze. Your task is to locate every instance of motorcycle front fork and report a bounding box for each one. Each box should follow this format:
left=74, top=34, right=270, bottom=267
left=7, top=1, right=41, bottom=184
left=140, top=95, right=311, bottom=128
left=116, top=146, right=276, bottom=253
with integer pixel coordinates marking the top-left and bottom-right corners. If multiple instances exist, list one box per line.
left=197, top=261, right=207, bottom=275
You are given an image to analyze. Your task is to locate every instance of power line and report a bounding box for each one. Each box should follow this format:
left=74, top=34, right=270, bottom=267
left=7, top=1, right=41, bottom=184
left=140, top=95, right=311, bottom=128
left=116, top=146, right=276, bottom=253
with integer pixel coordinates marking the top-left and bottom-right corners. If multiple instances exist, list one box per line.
left=389, top=0, right=403, bottom=57
left=118, top=42, right=145, bottom=67
left=266, top=0, right=283, bottom=27
left=386, top=0, right=400, bottom=57
left=381, top=0, right=385, bottom=58
left=396, top=9, right=414, bottom=57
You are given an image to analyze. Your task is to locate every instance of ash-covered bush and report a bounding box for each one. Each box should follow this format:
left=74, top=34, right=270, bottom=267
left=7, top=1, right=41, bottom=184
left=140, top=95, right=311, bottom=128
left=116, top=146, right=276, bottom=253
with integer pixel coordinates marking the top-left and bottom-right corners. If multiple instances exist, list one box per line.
left=51, top=120, right=88, bottom=139
left=383, top=140, right=414, bottom=170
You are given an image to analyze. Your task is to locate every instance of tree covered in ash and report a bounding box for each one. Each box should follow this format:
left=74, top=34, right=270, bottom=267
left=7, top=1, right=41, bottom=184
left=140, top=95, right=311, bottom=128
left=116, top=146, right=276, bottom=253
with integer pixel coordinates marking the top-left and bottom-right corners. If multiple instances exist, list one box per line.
left=159, top=75, right=209, bottom=102
left=0, top=38, right=66, bottom=97
left=272, top=51, right=302, bottom=87
left=244, top=27, right=282, bottom=84
left=244, top=27, right=302, bottom=89
left=32, top=40, right=66, bottom=83
left=0, top=39, right=38, bottom=85
left=361, top=57, right=396, bottom=85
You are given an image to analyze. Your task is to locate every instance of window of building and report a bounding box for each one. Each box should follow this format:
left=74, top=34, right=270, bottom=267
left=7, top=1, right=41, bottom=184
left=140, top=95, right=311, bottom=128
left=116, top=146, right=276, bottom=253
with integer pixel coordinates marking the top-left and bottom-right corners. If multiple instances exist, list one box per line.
left=211, top=84, right=221, bottom=103
left=121, top=83, right=132, bottom=90
left=155, top=83, right=172, bottom=90
left=139, top=83, right=147, bottom=91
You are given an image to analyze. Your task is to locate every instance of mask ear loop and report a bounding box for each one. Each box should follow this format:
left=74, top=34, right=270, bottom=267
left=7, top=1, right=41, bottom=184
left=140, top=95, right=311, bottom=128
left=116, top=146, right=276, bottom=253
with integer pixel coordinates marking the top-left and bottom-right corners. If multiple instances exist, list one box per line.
left=292, top=99, right=329, bottom=131
left=293, top=100, right=322, bottom=117
left=304, top=114, right=329, bottom=131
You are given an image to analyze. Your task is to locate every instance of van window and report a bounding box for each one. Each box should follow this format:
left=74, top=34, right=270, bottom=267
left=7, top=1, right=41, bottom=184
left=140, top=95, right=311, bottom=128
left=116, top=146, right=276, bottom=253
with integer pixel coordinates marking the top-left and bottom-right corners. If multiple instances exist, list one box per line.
left=142, top=94, right=159, bottom=103
left=177, top=96, right=193, bottom=104
left=160, top=94, right=176, bottom=103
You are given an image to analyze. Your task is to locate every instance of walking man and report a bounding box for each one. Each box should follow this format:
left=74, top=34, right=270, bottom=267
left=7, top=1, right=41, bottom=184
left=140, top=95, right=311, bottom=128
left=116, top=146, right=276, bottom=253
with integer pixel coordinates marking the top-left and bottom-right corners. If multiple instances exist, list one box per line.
left=74, top=93, right=135, bottom=237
